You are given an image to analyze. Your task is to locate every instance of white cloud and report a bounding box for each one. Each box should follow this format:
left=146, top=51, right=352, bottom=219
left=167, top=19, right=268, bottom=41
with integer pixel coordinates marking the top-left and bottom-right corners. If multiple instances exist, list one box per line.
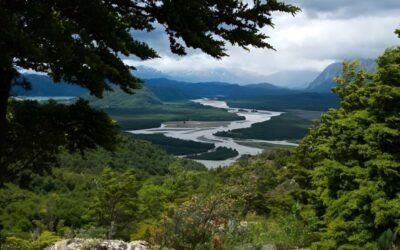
left=126, top=2, right=400, bottom=86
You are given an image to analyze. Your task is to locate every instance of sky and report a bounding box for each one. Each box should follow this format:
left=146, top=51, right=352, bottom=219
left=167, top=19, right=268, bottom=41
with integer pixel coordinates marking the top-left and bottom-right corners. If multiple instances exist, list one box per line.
left=124, top=0, right=400, bottom=86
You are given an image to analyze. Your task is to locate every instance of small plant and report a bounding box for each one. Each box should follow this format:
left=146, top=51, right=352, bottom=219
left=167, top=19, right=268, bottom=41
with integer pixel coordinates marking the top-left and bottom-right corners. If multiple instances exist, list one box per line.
left=377, top=229, right=400, bottom=250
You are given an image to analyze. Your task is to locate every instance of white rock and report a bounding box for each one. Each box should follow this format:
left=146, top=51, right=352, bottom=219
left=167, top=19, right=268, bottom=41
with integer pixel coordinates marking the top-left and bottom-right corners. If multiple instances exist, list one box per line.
left=45, top=238, right=150, bottom=250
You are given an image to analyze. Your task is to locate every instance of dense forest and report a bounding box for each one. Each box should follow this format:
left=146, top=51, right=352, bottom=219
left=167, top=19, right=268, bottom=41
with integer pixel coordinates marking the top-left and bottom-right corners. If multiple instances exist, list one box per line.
left=1, top=33, right=400, bottom=249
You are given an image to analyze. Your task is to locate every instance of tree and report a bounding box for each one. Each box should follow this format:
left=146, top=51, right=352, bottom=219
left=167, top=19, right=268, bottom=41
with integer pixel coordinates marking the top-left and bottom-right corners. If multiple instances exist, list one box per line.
left=291, top=30, right=400, bottom=249
left=0, top=0, right=299, bottom=142
left=0, top=99, right=118, bottom=185
left=138, top=183, right=172, bottom=219
left=88, top=168, right=140, bottom=240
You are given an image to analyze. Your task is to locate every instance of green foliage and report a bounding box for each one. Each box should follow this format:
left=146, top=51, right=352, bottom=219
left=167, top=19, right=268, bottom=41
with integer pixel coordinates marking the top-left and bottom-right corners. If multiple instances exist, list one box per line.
left=138, top=183, right=172, bottom=219
left=0, top=170, right=96, bottom=240
left=1, top=99, right=117, bottom=186
left=0, top=183, right=44, bottom=239
left=1, top=0, right=299, bottom=97
left=87, top=168, right=140, bottom=240
left=0, top=0, right=299, bottom=199
left=0, top=133, right=208, bottom=244
left=290, top=38, right=400, bottom=248
left=0, top=1, right=309, bottom=248
left=155, top=149, right=318, bottom=249
left=0, top=131, right=316, bottom=249
left=214, top=150, right=297, bottom=216
left=0, top=0, right=299, bottom=150
left=245, top=207, right=319, bottom=249
left=377, top=229, right=400, bottom=250
left=156, top=194, right=244, bottom=250
left=2, top=231, right=60, bottom=250
left=59, top=133, right=180, bottom=176
left=133, top=133, right=214, bottom=156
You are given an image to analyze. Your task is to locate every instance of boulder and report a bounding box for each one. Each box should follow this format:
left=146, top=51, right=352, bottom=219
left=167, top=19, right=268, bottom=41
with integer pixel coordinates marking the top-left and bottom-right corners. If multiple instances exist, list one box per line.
left=44, top=239, right=150, bottom=250
left=261, top=244, right=277, bottom=250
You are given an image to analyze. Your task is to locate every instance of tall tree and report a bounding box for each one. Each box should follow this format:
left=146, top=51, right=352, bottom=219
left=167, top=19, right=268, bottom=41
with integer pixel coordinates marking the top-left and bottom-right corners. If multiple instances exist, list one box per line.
left=292, top=30, right=400, bottom=249
left=0, top=0, right=299, bottom=141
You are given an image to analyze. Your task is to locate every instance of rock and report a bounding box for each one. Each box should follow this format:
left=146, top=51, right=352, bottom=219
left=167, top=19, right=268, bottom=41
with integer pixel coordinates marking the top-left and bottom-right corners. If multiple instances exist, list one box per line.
left=44, top=238, right=150, bottom=250
left=261, top=244, right=277, bottom=250
left=129, top=241, right=149, bottom=250
left=241, top=243, right=256, bottom=250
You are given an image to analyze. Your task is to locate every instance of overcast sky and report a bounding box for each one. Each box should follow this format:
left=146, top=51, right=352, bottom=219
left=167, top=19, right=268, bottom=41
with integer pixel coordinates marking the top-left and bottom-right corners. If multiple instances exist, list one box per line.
left=125, top=0, right=400, bottom=78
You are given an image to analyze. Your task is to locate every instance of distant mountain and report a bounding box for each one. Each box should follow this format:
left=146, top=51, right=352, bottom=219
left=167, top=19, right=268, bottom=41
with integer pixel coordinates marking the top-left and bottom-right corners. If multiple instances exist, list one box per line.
left=135, top=66, right=271, bottom=85
left=84, top=86, right=162, bottom=108
left=143, top=78, right=292, bottom=101
left=11, top=74, right=87, bottom=97
left=134, top=66, right=169, bottom=79
left=245, top=82, right=289, bottom=90
left=306, top=59, right=377, bottom=93
left=262, top=70, right=319, bottom=89
left=11, top=73, right=291, bottom=102
left=134, top=66, right=317, bottom=89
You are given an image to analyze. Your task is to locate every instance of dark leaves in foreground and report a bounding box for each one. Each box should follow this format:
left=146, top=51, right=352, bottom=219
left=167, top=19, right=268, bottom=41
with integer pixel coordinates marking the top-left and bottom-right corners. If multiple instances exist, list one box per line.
left=0, top=99, right=117, bottom=186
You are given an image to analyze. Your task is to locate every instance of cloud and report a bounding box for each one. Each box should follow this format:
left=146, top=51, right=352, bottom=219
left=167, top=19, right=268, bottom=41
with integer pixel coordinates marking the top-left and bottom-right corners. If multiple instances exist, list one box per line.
left=125, top=1, right=400, bottom=86
left=286, top=0, right=400, bottom=19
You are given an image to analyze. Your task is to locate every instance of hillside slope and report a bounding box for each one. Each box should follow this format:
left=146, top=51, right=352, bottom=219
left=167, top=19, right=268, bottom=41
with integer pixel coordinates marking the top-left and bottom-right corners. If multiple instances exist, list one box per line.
left=306, top=59, right=377, bottom=93
left=11, top=74, right=87, bottom=97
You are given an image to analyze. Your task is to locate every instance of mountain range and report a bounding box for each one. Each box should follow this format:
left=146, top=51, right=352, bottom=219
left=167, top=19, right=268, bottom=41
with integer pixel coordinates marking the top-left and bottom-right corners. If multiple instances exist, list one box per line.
left=11, top=75, right=294, bottom=100
left=10, top=59, right=377, bottom=99
left=134, top=66, right=318, bottom=89
left=143, top=78, right=292, bottom=101
left=11, top=73, right=87, bottom=97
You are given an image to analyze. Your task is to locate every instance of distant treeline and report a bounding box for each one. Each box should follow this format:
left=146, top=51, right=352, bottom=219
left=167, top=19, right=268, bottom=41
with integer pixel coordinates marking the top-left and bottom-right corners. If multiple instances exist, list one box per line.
left=188, top=147, right=239, bottom=161
left=132, top=133, right=214, bottom=156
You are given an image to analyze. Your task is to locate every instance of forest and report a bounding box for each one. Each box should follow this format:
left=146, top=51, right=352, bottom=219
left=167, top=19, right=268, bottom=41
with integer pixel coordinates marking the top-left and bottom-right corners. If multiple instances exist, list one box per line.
left=1, top=0, right=400, bottom=249
left=1, top=38, right=400, bottom=249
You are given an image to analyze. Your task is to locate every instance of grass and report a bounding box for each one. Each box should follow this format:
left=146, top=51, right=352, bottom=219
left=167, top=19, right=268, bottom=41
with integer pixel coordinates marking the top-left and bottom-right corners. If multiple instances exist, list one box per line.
left=188, top=147, right=239, bottom=161
left=215, top=110, right=322, bottom=141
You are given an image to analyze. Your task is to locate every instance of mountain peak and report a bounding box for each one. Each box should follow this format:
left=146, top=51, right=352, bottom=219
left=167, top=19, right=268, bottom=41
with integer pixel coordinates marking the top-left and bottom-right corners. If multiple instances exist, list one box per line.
left=306, top=58, right=377, bottom=93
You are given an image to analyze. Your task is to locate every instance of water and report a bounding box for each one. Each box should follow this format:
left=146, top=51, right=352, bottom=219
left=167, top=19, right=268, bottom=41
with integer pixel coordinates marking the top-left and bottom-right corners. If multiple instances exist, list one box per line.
left=129, top=99, right=297, bottom=168
left=13, top=96, right=75, bottom=101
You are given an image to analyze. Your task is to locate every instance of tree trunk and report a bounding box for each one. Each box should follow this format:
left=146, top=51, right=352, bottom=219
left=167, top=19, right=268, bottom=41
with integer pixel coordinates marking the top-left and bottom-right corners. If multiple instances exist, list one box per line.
left=0, top=68, right=12, bottom=148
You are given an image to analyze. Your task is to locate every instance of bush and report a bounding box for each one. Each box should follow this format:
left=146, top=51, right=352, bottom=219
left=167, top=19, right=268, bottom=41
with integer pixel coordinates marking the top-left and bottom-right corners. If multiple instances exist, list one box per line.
left=2, top=231, right=60, bottom=250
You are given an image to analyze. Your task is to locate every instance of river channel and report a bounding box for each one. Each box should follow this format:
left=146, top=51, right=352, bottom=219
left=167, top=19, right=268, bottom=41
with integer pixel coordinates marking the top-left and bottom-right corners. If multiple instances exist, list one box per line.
left=129, top=99, right=297, bottom=168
